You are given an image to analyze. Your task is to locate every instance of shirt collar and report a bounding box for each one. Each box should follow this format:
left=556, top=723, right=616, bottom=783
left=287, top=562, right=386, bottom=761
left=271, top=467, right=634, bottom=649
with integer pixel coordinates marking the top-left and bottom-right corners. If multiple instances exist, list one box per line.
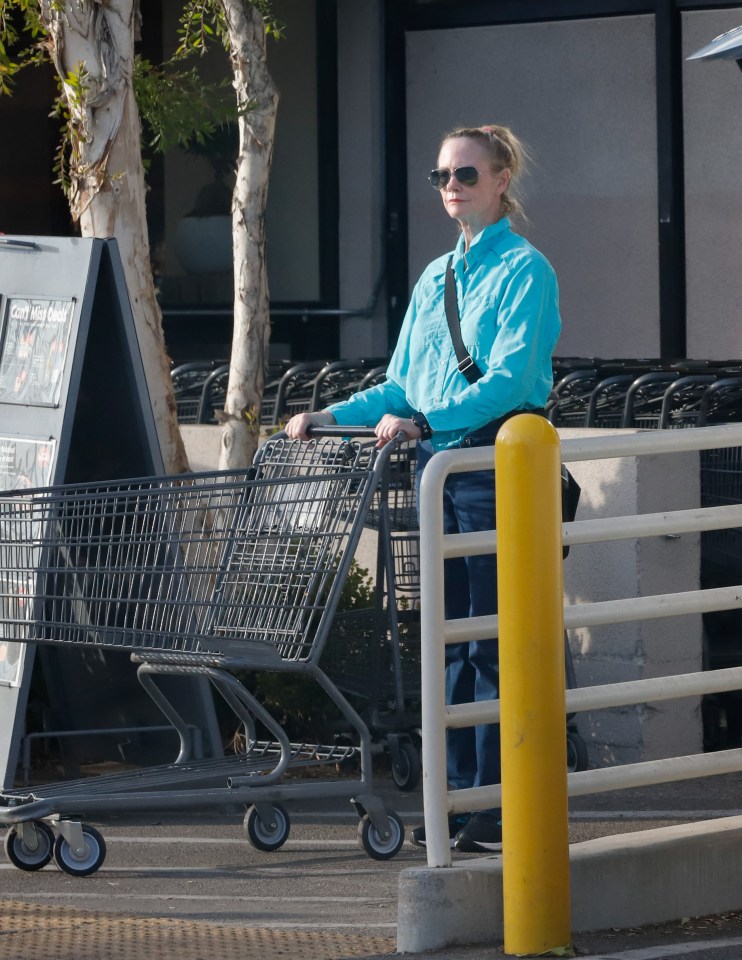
left=453, top=217, right=511, bottom=264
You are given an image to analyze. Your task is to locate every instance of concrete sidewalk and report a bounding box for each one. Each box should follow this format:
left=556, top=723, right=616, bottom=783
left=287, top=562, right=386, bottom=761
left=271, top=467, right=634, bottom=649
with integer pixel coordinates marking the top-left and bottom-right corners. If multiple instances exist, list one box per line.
left=4, top=772, right=742, bottom=959
left=4, top=897, right=742, bottom=960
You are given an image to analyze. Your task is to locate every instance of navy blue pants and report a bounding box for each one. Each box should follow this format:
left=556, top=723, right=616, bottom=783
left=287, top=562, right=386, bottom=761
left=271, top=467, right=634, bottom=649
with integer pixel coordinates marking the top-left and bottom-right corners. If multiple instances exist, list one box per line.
left=417, top=442, right=501, bottom=796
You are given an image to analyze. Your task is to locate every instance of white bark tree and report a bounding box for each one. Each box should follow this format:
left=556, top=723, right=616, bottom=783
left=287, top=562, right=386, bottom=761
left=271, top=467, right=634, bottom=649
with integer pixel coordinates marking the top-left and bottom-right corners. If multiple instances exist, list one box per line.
left=216, top=0, right=278, bottom=469
left=39, top=0, right=189, bottom=474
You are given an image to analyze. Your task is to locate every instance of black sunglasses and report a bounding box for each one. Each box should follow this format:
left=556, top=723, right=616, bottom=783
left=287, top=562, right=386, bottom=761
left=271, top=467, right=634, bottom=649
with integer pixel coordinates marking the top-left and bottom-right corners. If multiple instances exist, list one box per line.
left=428, top=166, right=479, bottom=190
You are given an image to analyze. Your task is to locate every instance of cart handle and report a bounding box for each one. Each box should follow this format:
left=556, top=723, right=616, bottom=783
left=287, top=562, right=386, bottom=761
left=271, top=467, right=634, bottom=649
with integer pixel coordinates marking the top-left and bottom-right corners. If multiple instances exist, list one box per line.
left=305, top=424, right=379, bottom=438
left=304, top=426, right=413, bottom=445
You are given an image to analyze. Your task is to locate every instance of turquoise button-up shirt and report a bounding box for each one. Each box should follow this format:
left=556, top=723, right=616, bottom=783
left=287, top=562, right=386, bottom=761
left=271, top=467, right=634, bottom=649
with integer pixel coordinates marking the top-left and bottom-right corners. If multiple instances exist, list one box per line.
left=328, top=218, right=561, bottom=451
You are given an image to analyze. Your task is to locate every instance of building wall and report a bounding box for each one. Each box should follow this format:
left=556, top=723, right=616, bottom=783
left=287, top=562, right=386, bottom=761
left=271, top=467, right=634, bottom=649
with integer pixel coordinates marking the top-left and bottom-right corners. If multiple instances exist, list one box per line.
left=4, top=5, right=742, bottom=366
left=683, top=7, right=742, bottom=361
left=404, top=16, right=660, bottom=360
left=333, top=6, right=742, bottom=364
left=336, top=1, right=388, bottom=358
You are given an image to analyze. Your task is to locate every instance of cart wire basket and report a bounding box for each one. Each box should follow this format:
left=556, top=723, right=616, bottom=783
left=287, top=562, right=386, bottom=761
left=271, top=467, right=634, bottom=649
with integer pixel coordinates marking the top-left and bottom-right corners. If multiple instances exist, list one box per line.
left=701, top=443, right=742, bottom=581
left=0, top=432, right=406, bottom=875
left=365, top=439, right=419, bottom=532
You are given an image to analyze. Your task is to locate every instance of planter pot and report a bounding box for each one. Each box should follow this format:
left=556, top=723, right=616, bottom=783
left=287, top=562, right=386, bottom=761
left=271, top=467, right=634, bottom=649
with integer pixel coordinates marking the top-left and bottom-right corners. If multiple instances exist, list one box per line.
left=174, top=215, right=232, bottom=274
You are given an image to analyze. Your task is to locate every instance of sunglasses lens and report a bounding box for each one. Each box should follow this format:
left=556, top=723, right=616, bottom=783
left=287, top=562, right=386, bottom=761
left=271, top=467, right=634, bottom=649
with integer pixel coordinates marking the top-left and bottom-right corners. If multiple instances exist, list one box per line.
left=456, top=166, right=478, bottom=187
left=429, top=169, right=447, bottom=189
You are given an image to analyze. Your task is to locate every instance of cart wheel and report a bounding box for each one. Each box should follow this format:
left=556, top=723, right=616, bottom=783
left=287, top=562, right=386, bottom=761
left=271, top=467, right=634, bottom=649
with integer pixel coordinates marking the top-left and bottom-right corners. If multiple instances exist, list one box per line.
left=567, top=729, right=589, bottom=773
left=357, top=809, right=404, bottom=860
left=52, top=825, right=106, bottom=877
left=391, top=739, right=422, bottom=792
left=4, top=821, right=55, bottom=871
left=244, top=804, right=290, bottom=852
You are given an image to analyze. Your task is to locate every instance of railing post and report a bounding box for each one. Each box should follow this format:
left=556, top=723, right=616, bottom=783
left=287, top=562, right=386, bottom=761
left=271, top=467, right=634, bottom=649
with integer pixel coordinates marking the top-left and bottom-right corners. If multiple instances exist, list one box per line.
left=419, top=452, right=454, bottom=868
left=495, top=414, right=572, bottom=955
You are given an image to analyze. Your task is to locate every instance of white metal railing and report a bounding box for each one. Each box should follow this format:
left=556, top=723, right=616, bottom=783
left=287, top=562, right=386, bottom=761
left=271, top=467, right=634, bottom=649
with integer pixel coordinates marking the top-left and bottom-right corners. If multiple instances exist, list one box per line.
left=418, top=421, right=742, bottom=868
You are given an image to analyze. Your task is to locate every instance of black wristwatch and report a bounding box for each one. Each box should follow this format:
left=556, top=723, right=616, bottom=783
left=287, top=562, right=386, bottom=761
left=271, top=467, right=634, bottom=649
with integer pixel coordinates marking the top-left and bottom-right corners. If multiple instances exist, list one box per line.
left=411, top=412, right=433, bottom=441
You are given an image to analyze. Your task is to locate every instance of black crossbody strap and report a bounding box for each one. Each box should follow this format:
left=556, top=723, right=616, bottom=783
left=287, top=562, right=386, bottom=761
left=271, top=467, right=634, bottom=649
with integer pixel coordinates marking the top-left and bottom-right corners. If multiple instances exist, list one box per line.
left=444, top=257, right=483, bottom=385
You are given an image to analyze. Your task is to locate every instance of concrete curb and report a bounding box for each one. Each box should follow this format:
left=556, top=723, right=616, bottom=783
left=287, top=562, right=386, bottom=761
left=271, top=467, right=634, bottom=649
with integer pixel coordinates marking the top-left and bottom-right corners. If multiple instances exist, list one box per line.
left=397, top=815, right=742, bottom=953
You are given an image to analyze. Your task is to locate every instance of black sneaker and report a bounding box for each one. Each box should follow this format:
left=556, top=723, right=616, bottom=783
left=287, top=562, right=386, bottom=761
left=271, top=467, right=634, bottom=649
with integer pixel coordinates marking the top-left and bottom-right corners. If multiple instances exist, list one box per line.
left=409, top=813, right=470, bottom=849
left=454, top=812, right=503, bottom=853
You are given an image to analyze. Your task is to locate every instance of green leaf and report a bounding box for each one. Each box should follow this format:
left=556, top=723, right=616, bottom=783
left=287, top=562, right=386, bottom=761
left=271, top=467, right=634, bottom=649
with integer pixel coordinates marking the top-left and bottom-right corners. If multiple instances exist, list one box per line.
left=133, top=56, right=239, bottom=157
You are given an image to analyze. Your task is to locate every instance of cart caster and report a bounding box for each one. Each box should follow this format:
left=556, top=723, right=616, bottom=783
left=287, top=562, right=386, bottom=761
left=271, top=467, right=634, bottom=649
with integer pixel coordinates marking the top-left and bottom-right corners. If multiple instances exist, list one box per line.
left=4, top=821, right=55, bottom=871
left=53, top=824, right=106, bottom=877
left=244, top=803, right=290, bottom=852
left=567, top=729, right=589, bottom=773
left=390, top=739, right=422, bottom=792
left=357, top=809, right=404, bottom=860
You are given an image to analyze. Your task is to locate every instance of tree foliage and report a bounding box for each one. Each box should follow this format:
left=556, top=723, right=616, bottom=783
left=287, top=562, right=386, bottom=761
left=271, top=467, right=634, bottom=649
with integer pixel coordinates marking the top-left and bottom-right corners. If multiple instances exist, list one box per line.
left=133, top=58, right=233, bottom=156
left=0, top=0, right=281, bottom=198
left=0, top=1, right=47, bottom=96
left=176, top=0, right=282, bottom=57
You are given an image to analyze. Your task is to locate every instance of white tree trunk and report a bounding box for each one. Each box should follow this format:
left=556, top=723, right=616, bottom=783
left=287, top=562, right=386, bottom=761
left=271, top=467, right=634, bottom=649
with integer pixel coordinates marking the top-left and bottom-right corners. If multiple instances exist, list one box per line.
left=217, top=0, right=279, bottom=469
left=40, top=0, right=188, bottom=475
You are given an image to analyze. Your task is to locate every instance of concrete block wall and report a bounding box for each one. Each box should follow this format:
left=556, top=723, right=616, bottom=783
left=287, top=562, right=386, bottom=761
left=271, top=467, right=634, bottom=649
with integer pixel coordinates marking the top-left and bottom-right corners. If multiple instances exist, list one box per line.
left=560, top=428, right=703, bottom=768
left=180, top=425, right=223, bottom=473
left=397, top=816, right=742, bottom=951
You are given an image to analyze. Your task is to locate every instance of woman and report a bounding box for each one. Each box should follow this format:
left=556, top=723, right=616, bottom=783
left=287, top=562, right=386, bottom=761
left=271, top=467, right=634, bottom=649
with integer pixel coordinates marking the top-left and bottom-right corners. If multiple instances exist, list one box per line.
left=286, top=124, right=561, bottom=852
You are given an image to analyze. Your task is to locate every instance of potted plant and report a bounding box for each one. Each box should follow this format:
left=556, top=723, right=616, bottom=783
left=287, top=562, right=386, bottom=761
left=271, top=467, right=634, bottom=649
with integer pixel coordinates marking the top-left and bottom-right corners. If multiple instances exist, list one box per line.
left=173, top=122, right=238, bottom=274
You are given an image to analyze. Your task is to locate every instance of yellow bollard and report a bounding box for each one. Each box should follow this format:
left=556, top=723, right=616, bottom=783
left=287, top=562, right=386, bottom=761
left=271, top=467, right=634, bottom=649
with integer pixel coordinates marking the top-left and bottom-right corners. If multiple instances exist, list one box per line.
left=495, top=414, right=572, bottom=956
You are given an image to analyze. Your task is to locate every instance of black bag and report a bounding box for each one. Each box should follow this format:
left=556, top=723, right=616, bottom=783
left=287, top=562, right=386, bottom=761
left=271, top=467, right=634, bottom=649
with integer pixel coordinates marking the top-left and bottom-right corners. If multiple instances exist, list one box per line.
left=561, top=464, right=581, bottom=559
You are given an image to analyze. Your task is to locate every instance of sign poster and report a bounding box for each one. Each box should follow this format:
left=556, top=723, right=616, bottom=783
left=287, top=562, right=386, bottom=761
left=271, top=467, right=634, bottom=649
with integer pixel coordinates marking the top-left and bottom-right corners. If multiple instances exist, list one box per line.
left=0, top=436, right=55, bottom=491
left=0, top=574, right=31, bottom=688
left=0, top=641, right=25, bottom=688
left=0, top=297, right=75, bottom=406
left=0, top=437, right=53, bottom=688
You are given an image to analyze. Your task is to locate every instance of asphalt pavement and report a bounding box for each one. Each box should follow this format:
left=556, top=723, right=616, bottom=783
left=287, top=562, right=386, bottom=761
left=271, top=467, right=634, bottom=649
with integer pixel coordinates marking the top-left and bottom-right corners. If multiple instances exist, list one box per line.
left=4, top=765, right=742, bottom=958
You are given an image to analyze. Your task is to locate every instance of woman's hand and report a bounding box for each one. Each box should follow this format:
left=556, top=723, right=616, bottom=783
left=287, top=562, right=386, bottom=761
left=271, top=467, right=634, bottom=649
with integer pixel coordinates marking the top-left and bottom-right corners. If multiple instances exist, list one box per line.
left=374, top=414, right=421, bottom=448
left=284, top=410, right=336, bottom=440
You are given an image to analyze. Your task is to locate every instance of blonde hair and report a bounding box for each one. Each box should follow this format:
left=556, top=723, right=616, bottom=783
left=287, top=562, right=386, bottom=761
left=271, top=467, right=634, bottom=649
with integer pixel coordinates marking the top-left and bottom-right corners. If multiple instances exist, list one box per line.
left=441, top=124, right=530, bottom=220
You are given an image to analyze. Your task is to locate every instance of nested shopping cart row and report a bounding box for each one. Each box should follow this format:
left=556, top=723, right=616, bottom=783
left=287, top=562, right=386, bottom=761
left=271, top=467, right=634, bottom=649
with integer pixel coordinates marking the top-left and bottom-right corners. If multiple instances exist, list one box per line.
left=173, top=357, right=388, bottom=426
left=549, top=358, right=742, bottom=430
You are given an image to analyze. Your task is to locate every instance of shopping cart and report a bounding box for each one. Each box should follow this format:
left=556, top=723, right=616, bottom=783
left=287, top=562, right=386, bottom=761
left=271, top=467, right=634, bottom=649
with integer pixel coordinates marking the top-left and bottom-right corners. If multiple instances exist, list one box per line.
left=547, top=368, right=599, bottom=428
left=171, top=361, right=223, bottom=424
left=0, top=432, right=406, bottom=875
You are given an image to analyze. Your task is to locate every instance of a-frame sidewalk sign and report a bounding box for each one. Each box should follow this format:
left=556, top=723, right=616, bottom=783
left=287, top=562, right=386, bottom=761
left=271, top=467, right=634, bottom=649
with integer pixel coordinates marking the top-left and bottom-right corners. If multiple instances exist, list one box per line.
left=0, top=236, right=221, bottom=788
